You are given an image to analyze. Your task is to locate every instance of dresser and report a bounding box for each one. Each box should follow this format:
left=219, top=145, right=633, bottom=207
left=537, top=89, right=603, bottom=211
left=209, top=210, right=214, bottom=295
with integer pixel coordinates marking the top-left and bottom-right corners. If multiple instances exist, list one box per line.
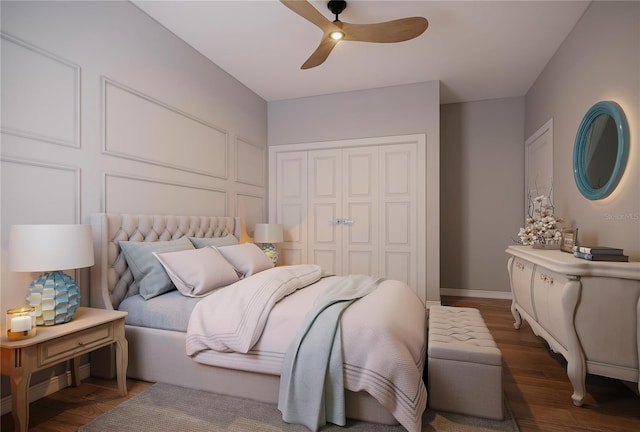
left=506, top=245, right=640, bottom=406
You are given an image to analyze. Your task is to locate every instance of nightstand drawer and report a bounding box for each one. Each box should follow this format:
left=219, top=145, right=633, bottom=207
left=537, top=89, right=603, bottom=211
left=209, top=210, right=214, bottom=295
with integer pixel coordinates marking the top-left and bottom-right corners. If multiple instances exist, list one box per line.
left=39, top=322, right=114, bottom=367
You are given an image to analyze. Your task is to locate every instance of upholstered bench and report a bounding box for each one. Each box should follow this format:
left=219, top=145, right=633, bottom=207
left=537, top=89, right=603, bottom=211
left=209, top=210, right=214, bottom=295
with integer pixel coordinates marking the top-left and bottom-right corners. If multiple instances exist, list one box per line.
left=427, top=306, right=503, bottom=420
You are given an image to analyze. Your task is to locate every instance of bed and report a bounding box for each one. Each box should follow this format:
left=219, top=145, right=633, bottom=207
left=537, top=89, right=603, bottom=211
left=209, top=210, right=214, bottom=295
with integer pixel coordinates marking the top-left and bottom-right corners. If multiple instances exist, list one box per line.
left=90, top=213, right=427, bottom=431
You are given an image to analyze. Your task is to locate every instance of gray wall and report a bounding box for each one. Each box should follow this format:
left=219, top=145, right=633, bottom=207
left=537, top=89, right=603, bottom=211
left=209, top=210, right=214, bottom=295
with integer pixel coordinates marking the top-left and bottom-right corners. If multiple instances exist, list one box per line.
left=1, top=0, right=267, bottom=400
left=526, top=1, right=640, bottom=260
left=441, top=97, right=525, bottom=295
left=268, top=81, right=441, bottom=303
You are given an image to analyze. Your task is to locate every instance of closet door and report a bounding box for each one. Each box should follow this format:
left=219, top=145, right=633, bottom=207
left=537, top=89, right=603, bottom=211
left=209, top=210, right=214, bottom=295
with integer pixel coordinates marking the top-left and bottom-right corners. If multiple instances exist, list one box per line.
left=342, top=146, right=379, bottom=276
left=270, top=134, right=427, bottom=299
left=308, top=149, right=342, bottom=274
left=275, top=151, right=308, bottom=265
left=379, top=143, right=418, bottom=288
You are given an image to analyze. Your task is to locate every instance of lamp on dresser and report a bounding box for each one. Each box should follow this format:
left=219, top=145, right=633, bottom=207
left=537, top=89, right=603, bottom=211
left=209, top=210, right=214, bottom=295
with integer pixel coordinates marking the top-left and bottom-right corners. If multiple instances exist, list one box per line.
left=8, top=224, right=94, bottom=326
left=253, top=223, right=284, bottom=265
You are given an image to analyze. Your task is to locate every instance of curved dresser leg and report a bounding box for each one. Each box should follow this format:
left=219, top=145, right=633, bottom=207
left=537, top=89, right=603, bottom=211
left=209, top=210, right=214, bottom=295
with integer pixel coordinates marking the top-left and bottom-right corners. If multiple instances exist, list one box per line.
left=562, top=279, right=586, bottom=406
left=511, top=302, right=522, bottom=330
left=507, top=257, right=523, bottom=329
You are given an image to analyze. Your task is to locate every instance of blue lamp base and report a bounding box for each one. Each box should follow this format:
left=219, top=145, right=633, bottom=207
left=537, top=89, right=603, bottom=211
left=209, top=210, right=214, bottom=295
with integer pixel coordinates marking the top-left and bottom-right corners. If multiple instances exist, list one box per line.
left=25, top=271, right=80, bottom=326
left=261, top=243, right=279, bottom=266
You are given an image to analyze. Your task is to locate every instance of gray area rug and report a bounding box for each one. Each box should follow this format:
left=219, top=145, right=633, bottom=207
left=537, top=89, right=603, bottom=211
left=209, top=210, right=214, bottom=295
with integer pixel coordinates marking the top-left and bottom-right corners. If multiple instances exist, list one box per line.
left=79, top=383, right=519, bottom=432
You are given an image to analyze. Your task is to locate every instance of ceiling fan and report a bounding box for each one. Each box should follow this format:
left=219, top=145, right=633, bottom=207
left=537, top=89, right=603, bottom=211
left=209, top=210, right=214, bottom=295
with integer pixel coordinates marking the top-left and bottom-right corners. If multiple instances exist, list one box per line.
left=281, top=0, right=429, bottom=69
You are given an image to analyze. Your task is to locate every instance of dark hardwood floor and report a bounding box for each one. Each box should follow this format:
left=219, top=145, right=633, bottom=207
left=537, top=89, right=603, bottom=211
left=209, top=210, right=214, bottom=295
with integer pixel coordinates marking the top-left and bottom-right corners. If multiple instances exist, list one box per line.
left=2, top=296, right=639, bottom=431
left=444, top=296, right=640, bottom=432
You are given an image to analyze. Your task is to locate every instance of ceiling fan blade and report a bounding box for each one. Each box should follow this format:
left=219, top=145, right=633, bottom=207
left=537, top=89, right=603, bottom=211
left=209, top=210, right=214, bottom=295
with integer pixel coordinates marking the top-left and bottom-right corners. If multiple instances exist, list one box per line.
left=280, top=0, right=333, bottom=32
left=342, top=17, right=428, bottom=43
left=301, top=38, right=339, bottom=69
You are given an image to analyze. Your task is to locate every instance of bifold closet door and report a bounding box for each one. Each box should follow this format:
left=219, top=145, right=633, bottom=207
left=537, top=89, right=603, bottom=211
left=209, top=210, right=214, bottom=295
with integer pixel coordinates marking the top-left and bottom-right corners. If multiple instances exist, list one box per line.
left=271, top=134, right=426, bottom=299
left=378, top=143, right=418, bottom=289
left=307, top=147, right=379, bottom=276
left=275, top=151, right=308, bottom=265
left=308, top=148, right=342, bottom=274
left=341, top=146, right=379, bottom=276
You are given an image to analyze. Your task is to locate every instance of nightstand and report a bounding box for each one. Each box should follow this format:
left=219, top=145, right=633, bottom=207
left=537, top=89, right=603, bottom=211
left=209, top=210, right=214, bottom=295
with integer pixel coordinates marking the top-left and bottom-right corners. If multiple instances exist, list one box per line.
left=1, top=307, right=128, bottom=432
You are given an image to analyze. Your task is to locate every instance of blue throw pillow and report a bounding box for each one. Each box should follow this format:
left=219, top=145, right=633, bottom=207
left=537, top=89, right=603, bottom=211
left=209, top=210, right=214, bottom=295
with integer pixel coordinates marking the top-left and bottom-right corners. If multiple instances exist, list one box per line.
left=119, top=236, right=194, bottom=300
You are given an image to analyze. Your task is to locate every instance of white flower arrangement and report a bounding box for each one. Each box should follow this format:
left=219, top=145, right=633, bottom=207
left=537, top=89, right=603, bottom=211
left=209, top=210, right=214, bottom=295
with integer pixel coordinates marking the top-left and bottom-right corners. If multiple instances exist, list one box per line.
left=517, top=191, right=563, bottom=246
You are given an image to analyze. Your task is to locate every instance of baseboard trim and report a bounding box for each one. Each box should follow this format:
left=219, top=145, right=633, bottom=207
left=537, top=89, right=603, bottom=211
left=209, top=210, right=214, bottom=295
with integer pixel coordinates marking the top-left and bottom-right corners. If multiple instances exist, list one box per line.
left=425, top=300, right=441, bottom=310
left=440, top=288, right=512, bottom=300
left=1, top=363, right=91, bottom=416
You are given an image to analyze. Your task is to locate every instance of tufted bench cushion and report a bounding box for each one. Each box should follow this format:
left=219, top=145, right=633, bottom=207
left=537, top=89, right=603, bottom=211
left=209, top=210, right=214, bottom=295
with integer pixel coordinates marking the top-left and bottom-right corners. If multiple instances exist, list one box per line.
left=427, top=306, right=503, bottom=420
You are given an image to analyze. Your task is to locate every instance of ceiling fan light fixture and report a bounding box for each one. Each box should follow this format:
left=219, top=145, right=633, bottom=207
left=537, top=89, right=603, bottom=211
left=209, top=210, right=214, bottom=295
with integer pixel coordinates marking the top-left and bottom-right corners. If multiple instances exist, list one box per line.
left=281, top=0, right=429, bottom=69
left=329, top=30, right=345, bottom=40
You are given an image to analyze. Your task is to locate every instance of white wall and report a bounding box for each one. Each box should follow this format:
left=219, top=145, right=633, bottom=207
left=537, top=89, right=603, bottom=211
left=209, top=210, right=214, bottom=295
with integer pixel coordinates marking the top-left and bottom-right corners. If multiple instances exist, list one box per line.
left=0, top=1, right=267, bottom=397
left=526, top=1, right=640, bottom=260
left=440, top=97, right=525, bottom=295
left=267, top=81, right=440, bottom=303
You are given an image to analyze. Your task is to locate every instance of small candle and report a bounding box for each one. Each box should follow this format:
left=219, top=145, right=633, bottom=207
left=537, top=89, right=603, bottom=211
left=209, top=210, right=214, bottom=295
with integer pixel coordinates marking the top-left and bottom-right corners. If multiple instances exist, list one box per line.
left=11, top=315, right=32, bottom=332
left=6, top=306, right=36, bottom=340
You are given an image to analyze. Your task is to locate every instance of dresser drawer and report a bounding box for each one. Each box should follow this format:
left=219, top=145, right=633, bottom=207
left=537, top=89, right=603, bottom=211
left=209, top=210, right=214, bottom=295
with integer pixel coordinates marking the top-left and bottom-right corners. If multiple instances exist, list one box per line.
left=39, top=322, right=114, bottom=367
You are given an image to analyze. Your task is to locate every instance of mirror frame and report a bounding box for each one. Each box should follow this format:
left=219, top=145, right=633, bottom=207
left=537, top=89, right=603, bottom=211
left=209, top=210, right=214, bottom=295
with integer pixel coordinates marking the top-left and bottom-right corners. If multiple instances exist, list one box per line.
left=573, top=101, right=629, bottom=200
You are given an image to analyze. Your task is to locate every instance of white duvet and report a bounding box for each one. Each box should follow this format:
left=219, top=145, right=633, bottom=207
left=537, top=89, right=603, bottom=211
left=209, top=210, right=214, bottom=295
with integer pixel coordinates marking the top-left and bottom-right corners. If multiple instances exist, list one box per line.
left=186, top=264, right=427, bottom=432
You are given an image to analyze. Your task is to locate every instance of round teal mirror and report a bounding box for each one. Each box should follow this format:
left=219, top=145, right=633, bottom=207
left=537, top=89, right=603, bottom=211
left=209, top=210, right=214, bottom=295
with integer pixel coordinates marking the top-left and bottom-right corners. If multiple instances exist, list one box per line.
left=573, top=101, right=629, bottom=200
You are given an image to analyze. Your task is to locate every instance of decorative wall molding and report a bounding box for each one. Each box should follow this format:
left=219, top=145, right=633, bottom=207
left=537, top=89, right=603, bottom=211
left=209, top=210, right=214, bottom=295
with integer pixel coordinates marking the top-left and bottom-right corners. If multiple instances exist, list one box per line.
left=0, top=32, right=81, bottom=148
left=101, top=77, right=228, bottom=179
left=235, top=192, right=265, bottom=238
left=235, top=136, right=265, bottom=187
left=0, top=156, right=81, bottom=224
left=102, top=172, right=228, bottom=216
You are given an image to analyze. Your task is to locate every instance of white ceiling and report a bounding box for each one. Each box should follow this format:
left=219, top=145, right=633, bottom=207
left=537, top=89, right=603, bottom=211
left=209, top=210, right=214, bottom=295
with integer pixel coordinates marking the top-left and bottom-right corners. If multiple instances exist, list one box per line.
left=133, top=0, right=590, bottom=104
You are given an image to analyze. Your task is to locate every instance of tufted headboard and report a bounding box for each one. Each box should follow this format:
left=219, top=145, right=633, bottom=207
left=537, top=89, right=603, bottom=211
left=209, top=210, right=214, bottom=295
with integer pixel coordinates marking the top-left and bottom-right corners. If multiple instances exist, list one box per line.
left=90, top=213, right=241, bottom=310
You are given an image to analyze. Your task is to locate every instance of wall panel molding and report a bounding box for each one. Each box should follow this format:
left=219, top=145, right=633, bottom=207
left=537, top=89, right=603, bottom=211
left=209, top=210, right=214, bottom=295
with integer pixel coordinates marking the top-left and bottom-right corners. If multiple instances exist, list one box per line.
left=1, top=157, right=81, bottom=223
left=0, top=32, right=80, bottom=148
left=235, top=192, right=265, bottom=238
left=235, top=136, right=265, bottom=187
left=102, top=172, right=228, bottom=216
left=102, top=77, right=228, bottom=178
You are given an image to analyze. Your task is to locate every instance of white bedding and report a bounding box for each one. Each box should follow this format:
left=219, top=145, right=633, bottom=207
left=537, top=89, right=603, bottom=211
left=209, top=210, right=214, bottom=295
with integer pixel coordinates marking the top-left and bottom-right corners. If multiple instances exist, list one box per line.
left=186, top=265, right=427, bottom=432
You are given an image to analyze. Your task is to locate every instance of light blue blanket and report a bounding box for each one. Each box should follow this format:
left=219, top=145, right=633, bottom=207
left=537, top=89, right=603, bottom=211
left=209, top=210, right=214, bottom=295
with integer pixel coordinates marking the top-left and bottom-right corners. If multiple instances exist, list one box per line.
left=278, top=275, right=382, bottom=431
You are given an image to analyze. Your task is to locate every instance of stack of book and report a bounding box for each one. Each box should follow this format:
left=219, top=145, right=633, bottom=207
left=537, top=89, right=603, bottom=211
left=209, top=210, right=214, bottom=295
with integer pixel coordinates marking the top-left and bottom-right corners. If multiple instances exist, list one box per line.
left=573, top=245, right=629, bottom=262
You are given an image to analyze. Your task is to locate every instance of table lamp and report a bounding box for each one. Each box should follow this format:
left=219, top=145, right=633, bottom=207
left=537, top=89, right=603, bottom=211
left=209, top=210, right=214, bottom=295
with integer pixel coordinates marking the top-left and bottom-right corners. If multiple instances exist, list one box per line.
left=253, top=223, right=284, bottom=265
left=9, top=224, right=94, bottom=326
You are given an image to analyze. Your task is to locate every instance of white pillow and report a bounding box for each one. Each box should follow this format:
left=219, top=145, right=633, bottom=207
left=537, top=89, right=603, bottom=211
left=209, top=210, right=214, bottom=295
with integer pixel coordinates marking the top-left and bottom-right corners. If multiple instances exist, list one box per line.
left=153, top=247, right=239, bottom=297
left=215, top=243, right=274, bottom=277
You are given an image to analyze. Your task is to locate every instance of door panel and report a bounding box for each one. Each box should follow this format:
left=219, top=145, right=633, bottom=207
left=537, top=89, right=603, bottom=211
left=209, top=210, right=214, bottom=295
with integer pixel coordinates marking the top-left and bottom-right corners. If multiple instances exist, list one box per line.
left=314, top=250, right=337, bottom=275
left=347, top=202, right=372, bottom=244
left=385, top=202, right=411, bottom=245
left=385, top=251, right=411, bottom=286
left=342, top=147, right=378, bottom=276
left=348, top=251, right=373, bottom=276
left=308, top=150, right=342, bottom=270
left=313, top=203, right=337, bottom=243
left=379, top=144, right=417, bottom=286
left=346, top=152, right=373, bottom=196
left=276, top=152, right=307, bottom=265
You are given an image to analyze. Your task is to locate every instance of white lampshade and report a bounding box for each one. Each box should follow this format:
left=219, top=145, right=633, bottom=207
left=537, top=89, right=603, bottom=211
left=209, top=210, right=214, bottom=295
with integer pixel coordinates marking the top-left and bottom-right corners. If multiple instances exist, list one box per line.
left=253, top=223, right=284, bottom=244
left=9, top=224, right=94, bottom=272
